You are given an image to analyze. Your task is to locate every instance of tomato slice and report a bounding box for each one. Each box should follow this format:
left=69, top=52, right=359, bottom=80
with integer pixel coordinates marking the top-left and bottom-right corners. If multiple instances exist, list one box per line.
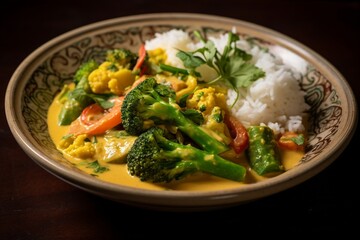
left=69, top=96, right=124, bottom=136
left=80, top=104, right=104, bottom=126
left=224, top=114, right=249, bottom=154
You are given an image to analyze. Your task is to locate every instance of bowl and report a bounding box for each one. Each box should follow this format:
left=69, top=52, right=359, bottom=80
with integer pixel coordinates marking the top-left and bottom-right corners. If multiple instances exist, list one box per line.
left=5, top=13, right=357, bottom=211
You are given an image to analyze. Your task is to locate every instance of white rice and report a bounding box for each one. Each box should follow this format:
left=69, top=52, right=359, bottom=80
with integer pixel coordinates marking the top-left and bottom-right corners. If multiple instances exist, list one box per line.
left=145, top=29, right=310, bottom=134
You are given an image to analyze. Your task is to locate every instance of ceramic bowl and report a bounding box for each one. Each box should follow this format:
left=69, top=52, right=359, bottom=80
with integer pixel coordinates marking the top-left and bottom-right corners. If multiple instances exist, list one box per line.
left=5, top=13, right=357, bottom=211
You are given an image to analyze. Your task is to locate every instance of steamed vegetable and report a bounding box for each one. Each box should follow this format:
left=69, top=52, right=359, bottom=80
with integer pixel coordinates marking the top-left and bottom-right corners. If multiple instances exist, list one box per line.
left=68, top=96, right=124, bottom=136
left=246, top=126, right=283, bottom=175
left=87, top=48, right=139, bottom=95
left=126, top=127, right=246, bottom=183
left=121, top=77, right=229, bottom=154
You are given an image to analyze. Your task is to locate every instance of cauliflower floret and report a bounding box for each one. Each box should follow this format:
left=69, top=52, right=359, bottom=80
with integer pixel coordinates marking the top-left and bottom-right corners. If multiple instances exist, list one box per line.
left=88, top=62, right=110, bottom=93
left=187, top=87, right=232, bottom=144
left=58, top=134, right=96, bottom=159
left=203, top=107, right=232, bottom=145
left=187, top=87, right=227, bottom=115
left=88, top=61, right=135, bottom=95
left=108, top=69, right=136, bottom=95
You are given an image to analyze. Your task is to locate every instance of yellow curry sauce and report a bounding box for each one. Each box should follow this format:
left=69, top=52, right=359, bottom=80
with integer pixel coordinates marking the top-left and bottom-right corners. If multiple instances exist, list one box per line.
left=47, top=94, right=304, bottom=191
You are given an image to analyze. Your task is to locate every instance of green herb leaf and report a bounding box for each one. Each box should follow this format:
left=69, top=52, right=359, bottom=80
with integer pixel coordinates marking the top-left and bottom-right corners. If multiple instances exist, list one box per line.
left=86, top=160, right=109, bottom=174
left=226, top=61, right=266, bottom=88
left=176, top=50, right=205, bottom=69
left=176, top=31, right=266, bottom=107
left=291, top=134, right=305, bottom=145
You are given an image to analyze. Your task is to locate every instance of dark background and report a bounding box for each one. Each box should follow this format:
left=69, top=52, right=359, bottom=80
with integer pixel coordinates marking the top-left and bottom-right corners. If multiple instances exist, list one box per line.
left=1, top=0, right=359, bottom=238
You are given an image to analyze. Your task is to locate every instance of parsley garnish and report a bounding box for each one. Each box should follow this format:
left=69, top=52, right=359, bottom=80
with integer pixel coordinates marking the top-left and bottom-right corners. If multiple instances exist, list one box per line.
left=86, top=160, right=109, bottom=174
left=176, top=31, right=266, bottom=107
left=290, top=134, right=305, bottom=145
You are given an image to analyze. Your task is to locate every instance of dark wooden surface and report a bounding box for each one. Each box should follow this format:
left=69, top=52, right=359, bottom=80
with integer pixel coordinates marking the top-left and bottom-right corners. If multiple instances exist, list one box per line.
left=1, top=0, right=359, bottom=238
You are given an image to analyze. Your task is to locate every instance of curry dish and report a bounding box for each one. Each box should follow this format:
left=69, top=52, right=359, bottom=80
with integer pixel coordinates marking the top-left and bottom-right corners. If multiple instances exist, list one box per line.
left=47, top=29, right=307, bottom=191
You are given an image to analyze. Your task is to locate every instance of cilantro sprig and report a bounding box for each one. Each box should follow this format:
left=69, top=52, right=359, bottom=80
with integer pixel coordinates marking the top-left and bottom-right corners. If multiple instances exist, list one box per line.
left=86, top=160, right=109, bottom=175
left=290, top=134, right=305, bottom=146
left=176, top=31, right=266, bottom=107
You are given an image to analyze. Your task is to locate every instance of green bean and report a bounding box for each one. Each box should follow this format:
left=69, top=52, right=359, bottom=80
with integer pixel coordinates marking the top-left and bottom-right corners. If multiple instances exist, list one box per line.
left=246, top=126, right=283, bottom=175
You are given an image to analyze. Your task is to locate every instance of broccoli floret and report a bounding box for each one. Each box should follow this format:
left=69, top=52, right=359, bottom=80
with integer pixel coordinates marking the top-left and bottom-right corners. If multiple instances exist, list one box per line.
left=126, top=127, right=246, bottom=183
left=73, top=59, right=99, bottom=87
left=106, top=48, right=138, bottom=70
left=121, top=77, right=229, bottom=154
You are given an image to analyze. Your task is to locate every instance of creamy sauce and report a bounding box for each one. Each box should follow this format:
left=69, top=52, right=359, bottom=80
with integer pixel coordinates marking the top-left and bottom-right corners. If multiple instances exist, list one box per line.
left=48, top=96, right=304, bottom=192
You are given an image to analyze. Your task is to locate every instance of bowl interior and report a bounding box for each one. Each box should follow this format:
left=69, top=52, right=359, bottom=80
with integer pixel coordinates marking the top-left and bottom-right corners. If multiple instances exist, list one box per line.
left=5, top=13, right=357, bottom=209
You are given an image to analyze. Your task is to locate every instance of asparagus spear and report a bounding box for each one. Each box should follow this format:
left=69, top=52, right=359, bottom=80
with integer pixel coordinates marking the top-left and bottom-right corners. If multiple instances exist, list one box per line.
left=246, top=125, right=284, bottom=175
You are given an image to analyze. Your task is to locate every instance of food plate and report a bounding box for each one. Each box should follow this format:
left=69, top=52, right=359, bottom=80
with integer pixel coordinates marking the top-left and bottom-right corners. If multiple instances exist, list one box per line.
left=5, top=13, right=357, bottom=211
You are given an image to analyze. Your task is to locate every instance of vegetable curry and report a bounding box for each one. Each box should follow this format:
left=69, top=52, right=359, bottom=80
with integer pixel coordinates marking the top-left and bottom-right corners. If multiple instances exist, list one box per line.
left=47, top=30, right=306, bottom=191
left=48, top=96, right=303, bottom=191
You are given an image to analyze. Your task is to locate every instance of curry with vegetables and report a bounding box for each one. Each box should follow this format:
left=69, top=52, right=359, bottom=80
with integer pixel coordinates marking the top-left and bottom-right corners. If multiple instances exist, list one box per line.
left=48, top=30, right=306, bottom=191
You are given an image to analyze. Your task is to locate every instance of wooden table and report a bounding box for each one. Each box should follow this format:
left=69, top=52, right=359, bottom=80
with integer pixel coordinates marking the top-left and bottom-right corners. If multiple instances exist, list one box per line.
left=1, top=0, right=358, bottom=238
